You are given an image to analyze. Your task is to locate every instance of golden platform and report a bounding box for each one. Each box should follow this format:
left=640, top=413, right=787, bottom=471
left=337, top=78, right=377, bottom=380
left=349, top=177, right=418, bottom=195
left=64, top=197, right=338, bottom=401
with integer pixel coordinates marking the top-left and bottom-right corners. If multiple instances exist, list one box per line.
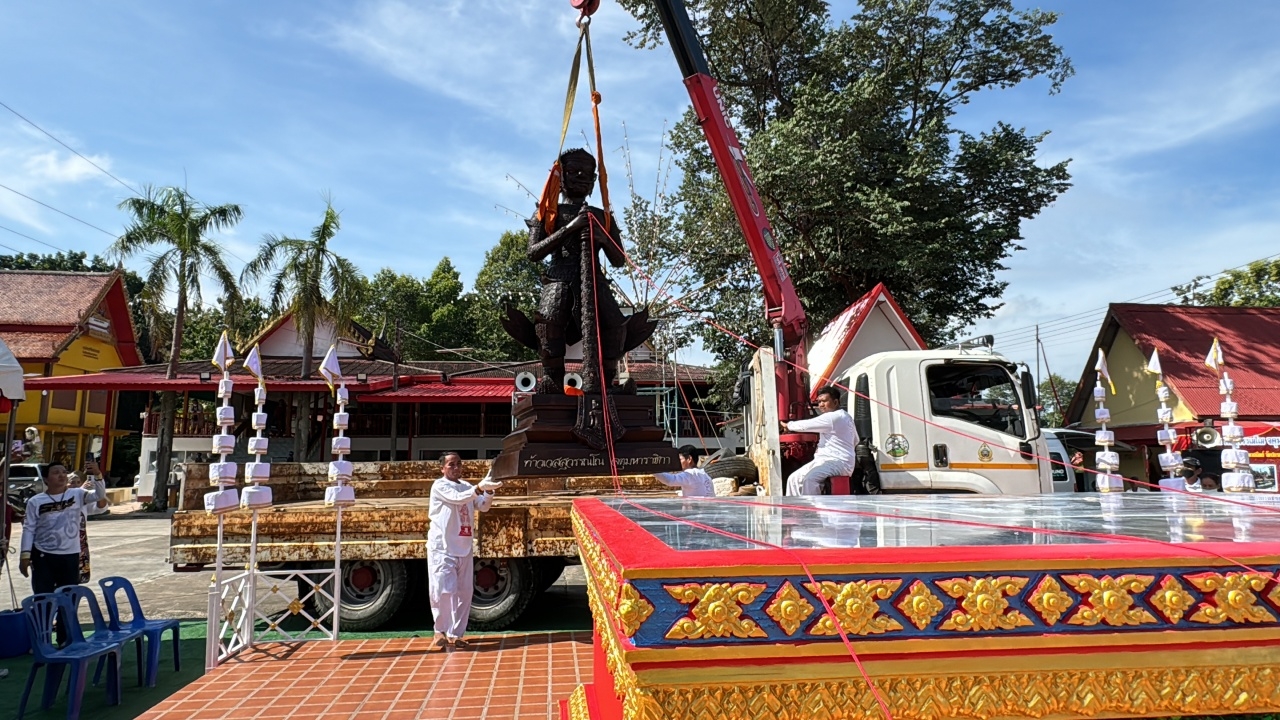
left=559, top=493, right=1280, bottom=720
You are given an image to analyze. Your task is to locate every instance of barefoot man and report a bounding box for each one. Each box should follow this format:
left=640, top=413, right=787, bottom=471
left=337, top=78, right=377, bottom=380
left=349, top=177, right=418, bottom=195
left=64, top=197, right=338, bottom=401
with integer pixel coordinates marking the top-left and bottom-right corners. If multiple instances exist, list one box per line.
left=428, top=452, right=502, bottom=651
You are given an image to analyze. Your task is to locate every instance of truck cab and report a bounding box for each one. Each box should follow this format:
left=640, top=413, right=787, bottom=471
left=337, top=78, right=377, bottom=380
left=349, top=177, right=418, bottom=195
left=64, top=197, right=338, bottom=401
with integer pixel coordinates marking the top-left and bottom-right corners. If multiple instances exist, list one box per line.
left=838, top=347, right=1052, bottom=495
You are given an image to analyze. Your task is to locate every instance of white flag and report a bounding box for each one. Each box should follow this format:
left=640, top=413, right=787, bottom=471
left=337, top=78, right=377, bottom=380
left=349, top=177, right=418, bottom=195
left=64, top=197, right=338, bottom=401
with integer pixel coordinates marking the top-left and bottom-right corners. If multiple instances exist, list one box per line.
left=1145, top=348, right=1162, bottom=376
left=1205, top=338, right=1224, bottom=374
left=1094, top=348, right=1116, bottom=395
left=318, top=345, right=343, bottom=388
left=243, top=345, right=263, bottom=380
left=211, top=331, right=235, bottom=372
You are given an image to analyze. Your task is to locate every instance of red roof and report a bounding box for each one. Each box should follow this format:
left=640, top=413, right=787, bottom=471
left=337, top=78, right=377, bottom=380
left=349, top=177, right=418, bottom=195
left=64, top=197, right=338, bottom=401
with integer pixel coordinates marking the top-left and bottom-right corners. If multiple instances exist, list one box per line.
left=1069, top=304, right=1280, bottom=421
left=0, top=270, right=140, bottom=365
left=360, top=379, right=514, bottom=403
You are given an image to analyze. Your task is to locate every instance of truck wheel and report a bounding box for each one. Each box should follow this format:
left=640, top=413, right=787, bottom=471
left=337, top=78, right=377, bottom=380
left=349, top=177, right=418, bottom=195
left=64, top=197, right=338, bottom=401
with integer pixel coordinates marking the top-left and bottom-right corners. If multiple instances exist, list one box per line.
left=705, top=455, right=759, bottom=484
left=535, top=557, right=567, bottom=594
left=314, top=559, right=409, bottom=632
left=469, top=557, right=537, bottom=631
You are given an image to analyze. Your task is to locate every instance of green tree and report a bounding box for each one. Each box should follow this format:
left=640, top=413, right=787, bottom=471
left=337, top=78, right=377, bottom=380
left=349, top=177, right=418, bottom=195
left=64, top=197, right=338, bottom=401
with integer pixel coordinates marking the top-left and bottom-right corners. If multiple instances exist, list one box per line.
left=112, top=186, right=243, bottom=511
left=241, top=201, right=364, bottom=461
left=180, top=296, right=270, bottom=361
left=1035, top=374, right=1078, bottom=428
left=1174, top=259, right=1280, bottom=307
left=617, top=0, right=1073, bottom=365
left=417, top=257, right=475, bottom=360
left=356, top=268, right=431, bottom=358
left=469, top=230, right=542, bottom=361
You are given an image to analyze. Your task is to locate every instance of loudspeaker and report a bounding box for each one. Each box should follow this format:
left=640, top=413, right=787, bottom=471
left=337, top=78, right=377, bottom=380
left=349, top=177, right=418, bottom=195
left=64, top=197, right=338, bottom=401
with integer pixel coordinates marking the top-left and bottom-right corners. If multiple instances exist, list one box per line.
left=564, top=373, right=584, bottom=390
left=1193, top=426, right=1222, bottom=448
left=515, top=372, right=537, bottom=393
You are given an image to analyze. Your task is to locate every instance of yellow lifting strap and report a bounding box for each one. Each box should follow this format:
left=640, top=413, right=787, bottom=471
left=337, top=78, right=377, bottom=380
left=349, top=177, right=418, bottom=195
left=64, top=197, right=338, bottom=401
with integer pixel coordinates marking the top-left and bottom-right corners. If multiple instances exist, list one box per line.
left=537, top=19, right=612, bottom=235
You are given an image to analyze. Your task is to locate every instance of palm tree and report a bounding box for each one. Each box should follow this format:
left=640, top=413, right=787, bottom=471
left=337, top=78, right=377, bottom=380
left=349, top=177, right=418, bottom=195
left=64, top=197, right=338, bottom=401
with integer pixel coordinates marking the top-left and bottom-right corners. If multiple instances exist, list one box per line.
left=241, top=201, right=363, bottom=461
left=113, top=186, right=243, bottom=511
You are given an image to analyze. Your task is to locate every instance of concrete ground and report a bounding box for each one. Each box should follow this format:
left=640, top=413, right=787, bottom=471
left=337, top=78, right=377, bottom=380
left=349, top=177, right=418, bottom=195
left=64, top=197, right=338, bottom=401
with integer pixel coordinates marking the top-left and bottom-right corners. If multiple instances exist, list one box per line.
left=4, top=502, right=590, bottom=633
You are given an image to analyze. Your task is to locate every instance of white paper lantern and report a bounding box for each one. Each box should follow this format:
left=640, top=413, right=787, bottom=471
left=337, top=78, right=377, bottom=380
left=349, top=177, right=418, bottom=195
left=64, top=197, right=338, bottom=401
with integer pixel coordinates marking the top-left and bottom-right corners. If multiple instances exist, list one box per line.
left=1222, top=471, right=1256, bottom=493
left=1158, top=452, right=1183, bottom=471
left=1095, top=473, right=1125, bottom=492
left=204, top=488, right=240, bottom=515
left=1095, top=451, right=1120, bottom=469
left=216, top=406, right=236, bottom=425
left=1095, top=430, right=1115, bottom=446
left=247, top=437, right=269, bottom=454
left=1221, top=448, right=1251, bottom=469
left=333, top=412, right=350, bottom=430
left=251, top=412, right=269, bottom=430
left=1222, top=425, right=1245, bottom=443
left=1156, top=428, right=1178, bottom=445
left=1094, top=408, right=1111, bottom=424
left=325, top=484, right=356, bottom=507
left=217, top=378, right=235, bottom=399
left=212, top=435, right=235, bottom=455
left=1220, top=401, right=1239, bottom=418
left=331, top=436, right=351, bottom=454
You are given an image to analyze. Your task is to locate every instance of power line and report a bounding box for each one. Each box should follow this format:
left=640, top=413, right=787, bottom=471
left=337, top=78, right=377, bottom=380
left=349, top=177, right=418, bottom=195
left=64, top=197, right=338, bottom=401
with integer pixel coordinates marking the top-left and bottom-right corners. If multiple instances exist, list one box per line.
left=986, top=251, right=1280, bottom=343
left=0, top=99, right=138, bottom=196
left=0, top=240, right=22, bottom=254
left=0, top=181, right=114, bottom=236
left=0, top=222, right=65, bottom=253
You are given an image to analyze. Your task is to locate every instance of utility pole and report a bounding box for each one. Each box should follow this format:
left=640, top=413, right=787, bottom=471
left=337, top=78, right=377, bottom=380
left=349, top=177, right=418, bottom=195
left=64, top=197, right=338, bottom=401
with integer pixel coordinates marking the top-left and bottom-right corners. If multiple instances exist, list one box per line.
left=389, top=318, right=400, bottom=461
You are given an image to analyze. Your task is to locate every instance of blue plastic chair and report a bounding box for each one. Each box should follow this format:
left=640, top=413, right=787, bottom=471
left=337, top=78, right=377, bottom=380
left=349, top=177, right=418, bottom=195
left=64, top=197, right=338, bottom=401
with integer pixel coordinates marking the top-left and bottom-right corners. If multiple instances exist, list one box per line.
left=98, top=576, right=181, bottom=688
left=18, top=594, right=121, bottom=720
left=56, top=586, right=145, bottom=687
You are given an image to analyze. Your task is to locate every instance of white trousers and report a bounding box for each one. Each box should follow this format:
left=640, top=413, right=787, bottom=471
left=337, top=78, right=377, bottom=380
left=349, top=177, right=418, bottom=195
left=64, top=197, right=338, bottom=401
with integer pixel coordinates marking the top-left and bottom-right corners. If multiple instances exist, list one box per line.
left=428, top=551, right=474, bottom=639
left=786, top=458, right=855, bottom=496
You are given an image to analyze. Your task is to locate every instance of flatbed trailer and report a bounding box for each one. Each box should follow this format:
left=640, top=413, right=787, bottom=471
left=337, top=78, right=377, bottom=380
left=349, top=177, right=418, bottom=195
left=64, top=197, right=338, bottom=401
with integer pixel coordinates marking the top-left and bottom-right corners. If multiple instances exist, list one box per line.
left=169, top=459, right=675, bottom=630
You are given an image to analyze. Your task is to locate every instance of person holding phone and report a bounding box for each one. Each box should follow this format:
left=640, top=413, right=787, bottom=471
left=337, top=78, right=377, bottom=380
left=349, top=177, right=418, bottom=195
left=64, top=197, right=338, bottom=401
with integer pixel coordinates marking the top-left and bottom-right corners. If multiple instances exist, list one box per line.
left=18, top=460, right=107, bottom=593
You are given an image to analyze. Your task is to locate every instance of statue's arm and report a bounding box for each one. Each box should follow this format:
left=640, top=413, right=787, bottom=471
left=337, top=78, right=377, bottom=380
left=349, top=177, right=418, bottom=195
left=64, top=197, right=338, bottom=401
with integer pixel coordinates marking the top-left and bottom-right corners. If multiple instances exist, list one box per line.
left=527, top=210, right=588, bottom=262
left=599, top=211, right=626, bottom=268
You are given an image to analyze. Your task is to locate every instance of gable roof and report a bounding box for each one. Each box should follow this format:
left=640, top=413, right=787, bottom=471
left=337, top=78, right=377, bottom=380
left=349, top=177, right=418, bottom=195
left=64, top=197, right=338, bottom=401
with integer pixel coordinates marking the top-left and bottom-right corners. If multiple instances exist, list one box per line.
left=805, top=283, right=927, bottom=399
left=1067, top=303, right=1280, bottom=422
left=243, top=310, right=398, bottom=362
left=0, top=270, right=140, bottom=365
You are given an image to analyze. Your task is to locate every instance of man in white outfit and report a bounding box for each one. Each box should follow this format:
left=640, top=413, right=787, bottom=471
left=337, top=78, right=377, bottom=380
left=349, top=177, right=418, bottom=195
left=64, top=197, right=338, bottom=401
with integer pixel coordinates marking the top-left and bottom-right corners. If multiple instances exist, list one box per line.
left=654, top=445, right=716, bottom=497
left=428, top=452, right=502, bottom=652
left=781, top=386, right=857, bottom=496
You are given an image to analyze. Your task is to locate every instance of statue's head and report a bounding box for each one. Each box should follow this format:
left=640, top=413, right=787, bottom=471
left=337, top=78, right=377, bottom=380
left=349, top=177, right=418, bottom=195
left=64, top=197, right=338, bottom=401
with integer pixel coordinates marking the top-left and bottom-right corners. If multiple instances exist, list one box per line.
left=559, top=148, right=596, bottom=199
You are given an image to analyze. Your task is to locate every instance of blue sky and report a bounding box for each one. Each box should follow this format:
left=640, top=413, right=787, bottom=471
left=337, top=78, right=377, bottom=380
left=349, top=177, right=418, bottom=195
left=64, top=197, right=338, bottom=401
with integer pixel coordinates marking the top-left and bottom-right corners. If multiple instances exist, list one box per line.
left=2, top=1, right=1279, bottom=381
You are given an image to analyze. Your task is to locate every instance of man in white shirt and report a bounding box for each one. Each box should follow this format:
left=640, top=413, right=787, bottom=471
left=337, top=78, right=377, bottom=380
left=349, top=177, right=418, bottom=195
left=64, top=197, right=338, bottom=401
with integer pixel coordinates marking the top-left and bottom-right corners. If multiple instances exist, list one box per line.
left=427, top=452, right=501, bottom=652
left=654, top=445, right=716, bottom=497
left=781, top=386, right=857, bottom=496
left=19, top=460, right=107, bottom=593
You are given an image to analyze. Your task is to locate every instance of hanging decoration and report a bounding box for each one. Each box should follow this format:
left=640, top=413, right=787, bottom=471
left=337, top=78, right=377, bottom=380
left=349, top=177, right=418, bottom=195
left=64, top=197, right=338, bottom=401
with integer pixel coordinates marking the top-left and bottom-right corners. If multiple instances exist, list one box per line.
left=1092, top=349, right=1123, bottom=492
left=1209, top=338, right=1253, bottom=493
left=205, top=332, right=240, bottom=514
left=1146, top=349, right=1186, bottom=492
left=241, top=345, right=273, bottom=509
left=320, top=346, right=355, bottom=508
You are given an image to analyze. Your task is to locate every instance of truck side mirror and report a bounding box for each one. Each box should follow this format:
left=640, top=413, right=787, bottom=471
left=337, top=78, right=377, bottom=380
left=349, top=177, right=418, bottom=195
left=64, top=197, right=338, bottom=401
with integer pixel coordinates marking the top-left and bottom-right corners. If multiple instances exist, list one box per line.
left=1019, top=370, right=1041, bottom=440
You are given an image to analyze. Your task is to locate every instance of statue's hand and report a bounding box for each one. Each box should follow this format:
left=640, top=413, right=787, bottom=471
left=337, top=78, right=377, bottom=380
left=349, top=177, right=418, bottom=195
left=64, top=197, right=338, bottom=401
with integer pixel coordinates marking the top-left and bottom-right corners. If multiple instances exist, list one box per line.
left=565, top=211, right=589, bottom=232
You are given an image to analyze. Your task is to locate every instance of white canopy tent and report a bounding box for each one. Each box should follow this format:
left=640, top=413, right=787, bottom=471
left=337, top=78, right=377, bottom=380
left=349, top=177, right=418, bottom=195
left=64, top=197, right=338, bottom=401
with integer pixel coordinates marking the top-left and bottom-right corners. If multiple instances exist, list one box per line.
left=0, top=339, right=21, bottom=402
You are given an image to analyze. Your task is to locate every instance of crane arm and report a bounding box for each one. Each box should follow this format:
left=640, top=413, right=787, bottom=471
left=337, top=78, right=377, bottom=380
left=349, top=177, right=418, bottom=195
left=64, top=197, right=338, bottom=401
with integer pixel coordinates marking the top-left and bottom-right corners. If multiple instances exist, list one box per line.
left=650, top=0, right=809, bottom=420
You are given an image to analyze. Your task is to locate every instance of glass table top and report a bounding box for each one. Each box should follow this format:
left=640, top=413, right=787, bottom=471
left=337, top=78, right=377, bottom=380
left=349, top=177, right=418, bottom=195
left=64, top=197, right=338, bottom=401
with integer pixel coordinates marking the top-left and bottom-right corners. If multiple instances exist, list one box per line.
left=600, top=493, right=1280, bottom=552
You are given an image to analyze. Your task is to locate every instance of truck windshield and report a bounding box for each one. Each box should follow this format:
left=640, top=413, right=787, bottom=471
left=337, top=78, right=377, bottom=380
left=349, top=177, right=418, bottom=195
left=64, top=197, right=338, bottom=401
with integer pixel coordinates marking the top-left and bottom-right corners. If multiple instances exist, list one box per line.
left=926, top=364, right=1027, bottom=438
left=9, top=465, right=38, bottom=478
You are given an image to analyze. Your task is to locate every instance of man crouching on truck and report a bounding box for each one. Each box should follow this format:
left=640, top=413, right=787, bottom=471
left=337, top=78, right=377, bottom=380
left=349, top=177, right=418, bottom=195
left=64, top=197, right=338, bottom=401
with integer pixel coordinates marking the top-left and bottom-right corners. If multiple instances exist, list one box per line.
left=428, top=452, right=502, bottom=652
left=781, top=386, right=857, bottom=495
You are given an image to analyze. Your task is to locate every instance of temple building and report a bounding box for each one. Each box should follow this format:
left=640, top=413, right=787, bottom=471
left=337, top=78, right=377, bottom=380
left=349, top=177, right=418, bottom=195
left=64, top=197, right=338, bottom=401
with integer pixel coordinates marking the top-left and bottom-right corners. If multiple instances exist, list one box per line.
left=0, top=270, right=142, bottom=474
left=1064, top=303, right=1280, bottom=490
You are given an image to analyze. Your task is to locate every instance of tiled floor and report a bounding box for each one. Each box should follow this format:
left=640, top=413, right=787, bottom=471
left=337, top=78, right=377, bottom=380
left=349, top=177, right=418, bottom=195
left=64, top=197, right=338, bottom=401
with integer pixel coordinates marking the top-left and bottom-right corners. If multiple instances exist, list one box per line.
left=137, top=632, right=592, bottom=720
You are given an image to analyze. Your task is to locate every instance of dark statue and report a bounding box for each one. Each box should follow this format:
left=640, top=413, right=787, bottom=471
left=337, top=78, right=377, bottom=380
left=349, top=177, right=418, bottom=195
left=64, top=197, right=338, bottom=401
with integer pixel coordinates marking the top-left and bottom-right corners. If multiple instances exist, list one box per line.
left=500, top=148, right=660, bottom=452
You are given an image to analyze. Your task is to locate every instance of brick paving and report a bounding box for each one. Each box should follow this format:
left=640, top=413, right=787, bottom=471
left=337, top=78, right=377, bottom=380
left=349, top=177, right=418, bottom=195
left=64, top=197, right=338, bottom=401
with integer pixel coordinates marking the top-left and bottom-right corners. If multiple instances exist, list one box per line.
left=137, top=632, right=592, bottom=720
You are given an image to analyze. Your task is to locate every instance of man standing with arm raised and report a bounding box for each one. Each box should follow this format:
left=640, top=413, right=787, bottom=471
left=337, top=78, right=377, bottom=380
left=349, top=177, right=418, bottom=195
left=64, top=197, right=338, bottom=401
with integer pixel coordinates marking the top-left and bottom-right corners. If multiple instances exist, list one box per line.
left=427, top=452, right=502, bottom=652
left=781, top=386, right=858, bottom=496
left=19, top=459, right=107, bottom=592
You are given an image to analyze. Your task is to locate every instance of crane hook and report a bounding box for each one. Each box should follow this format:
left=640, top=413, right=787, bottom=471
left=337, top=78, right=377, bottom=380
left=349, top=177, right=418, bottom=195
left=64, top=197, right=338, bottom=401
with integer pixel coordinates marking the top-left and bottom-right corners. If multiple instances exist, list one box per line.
left=570, top=0, right=600, bottom=18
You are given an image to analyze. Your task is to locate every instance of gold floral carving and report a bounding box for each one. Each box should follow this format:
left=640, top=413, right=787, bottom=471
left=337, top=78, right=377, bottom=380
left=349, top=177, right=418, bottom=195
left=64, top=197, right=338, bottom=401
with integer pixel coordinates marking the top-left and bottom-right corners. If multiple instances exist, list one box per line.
left=1027, top=576, right=1073, bottom=626
left=897, top=580, right=944, bottom=630
left=1150, top=575, right=1197, bottom=624
left=573, top=512, right=622, bottom=612
left=287, top=598, right=304, bottom=616
left=1061, top=574, right=1158, bottom=627
left=764, top=581, right=815, bottom=636
left=616, top=583, right=654, bottom=638
left=935, top=576, right=1033, bottom=632
left=636, top=666, right=1280, bottom=720
left=1269, top=574, right=1280, bottom=611
left=665, top=583, right=768, bottom=640
left=804, top=579, right=904, bottom=636
left=567, top=684, right=590, bottom=720
left=1187, top=572, right=1276, bottom=625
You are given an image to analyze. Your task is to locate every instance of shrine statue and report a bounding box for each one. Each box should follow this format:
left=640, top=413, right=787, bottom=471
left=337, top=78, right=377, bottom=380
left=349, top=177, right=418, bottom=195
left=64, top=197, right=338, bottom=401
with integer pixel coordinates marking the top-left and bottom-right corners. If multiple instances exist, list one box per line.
left=501, top=148, right=656, bottom=396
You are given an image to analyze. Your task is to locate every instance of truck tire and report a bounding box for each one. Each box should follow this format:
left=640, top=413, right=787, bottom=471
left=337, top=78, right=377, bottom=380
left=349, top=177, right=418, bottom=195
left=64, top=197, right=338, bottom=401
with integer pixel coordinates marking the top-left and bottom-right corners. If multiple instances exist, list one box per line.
left=705, top=455, right=759, bottom=484
left=469, top=557, right=537, bottom=631
left=314, top=559, right=409, bottom=632
left=535, top=557, right=567, bottom=594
